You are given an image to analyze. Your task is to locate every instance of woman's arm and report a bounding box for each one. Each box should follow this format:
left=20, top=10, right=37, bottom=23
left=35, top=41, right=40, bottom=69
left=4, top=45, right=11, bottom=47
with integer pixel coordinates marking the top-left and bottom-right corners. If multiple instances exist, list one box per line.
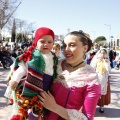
left=38, top=91, right=88, bottom=120
left=82, top=84, right=101, bottom=120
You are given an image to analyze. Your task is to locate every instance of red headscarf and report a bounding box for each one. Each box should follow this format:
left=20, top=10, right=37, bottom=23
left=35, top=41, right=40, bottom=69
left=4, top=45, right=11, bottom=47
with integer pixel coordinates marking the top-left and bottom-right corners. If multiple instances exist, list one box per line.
left=19, top=27, right=55, bottom=62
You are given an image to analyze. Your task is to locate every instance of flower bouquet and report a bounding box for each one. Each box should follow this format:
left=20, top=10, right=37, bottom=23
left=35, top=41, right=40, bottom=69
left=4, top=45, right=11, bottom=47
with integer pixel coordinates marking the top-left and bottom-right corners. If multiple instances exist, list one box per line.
left=9, top=89, right=43, bottom=120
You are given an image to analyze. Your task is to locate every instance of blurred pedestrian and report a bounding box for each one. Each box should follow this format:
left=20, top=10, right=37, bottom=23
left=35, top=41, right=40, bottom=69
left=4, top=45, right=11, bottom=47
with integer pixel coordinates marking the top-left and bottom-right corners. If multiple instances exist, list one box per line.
left=52, top=43, right=61, bottom=58
left=90, top=48, right=111, bottom=113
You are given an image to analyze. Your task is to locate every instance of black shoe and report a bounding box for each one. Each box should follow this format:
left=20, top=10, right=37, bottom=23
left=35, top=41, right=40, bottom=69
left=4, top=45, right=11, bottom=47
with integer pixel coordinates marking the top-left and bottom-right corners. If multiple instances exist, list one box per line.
left=99, top=107, right=104, bottom=113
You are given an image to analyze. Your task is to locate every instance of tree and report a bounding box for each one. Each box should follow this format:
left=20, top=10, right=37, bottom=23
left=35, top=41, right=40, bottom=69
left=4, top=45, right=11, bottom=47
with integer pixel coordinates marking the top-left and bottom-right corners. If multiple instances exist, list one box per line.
left=0, top=0, right=21, bottom=36
left=16, top=33, right=22, bottom=43
left=11, top=18, right=16, bottom=42
left=94, top=36, right=106, bottom=43
left=15, top=19, right=36, bottom=42
left=94, top=36, right=107, bottom=47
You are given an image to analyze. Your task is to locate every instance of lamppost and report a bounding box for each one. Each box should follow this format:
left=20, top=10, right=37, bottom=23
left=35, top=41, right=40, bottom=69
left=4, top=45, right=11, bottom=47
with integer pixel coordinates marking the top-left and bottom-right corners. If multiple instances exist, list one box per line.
left=105, top=24, right=111, bottom=47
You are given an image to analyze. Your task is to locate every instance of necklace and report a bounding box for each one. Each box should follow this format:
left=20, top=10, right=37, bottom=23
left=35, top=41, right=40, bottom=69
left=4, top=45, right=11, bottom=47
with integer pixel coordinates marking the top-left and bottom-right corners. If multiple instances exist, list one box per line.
left=69, top=61, right=84, bottom=69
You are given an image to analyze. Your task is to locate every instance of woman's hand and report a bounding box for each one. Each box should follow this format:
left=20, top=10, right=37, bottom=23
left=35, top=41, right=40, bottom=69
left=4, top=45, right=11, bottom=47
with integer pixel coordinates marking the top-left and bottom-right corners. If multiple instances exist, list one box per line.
left=38, top=91, right=70, bottom=119
left=38, top=91, right=58, bottom=112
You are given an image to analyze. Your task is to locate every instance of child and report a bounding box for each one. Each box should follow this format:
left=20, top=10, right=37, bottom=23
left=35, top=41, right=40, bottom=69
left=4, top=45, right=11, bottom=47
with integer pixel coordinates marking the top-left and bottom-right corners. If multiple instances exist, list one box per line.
left=52, top=43, right=60, bottom=58
left=52, top=42, right=65, bottom=60
left=90, top=48, right=111, bottom=113
left=4, top=27, right=58, bottom=120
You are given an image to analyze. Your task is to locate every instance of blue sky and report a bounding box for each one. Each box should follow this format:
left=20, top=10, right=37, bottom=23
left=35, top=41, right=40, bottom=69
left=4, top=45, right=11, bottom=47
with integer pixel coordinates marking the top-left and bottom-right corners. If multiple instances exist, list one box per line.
left=15, top=0, right=120, bottom=41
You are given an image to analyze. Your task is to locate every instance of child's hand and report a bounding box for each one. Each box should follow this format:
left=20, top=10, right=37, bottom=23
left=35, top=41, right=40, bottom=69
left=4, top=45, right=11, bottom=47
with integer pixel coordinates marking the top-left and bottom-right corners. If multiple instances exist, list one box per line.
left=9, top=80, right=18, bottom=89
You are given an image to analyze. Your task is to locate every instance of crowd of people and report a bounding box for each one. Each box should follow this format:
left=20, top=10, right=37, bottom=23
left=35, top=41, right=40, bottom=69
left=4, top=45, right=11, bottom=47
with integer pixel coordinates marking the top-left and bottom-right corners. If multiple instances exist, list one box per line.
left=0, top=39, right=32, bottom=69
left=1, top=26, right=118, bottom=120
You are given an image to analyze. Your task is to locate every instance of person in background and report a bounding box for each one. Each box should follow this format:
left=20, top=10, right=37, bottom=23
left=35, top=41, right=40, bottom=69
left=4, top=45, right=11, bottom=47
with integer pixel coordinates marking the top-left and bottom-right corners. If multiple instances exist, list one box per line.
left=4, top=27, right=58, bottom=120
left=52, top=42, right=61, bottom=58
left=0, top=40, right=3, bottom=46
left=93, top=44, right=99, bottom=54
left=85, top=51, right=91, bottom=64
left=90, top=48, right=111, bottom=113
left=37, top=30, right=101, bottom=120
left=112, top=47, right=116, bottom=60
left=89, top=44, right=98, bottom=64
left=114, top=52, right=120, bottom=70
left=0, top=46, right=7, bottom=68
left=2, top=46, right=13, bottom=66
left=109, top=48, right=115, bottom=68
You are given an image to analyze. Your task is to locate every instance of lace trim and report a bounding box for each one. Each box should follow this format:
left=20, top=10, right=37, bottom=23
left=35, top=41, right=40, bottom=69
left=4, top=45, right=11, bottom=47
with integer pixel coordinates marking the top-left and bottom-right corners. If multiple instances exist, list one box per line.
left=56, top=62, right=99, bottom=88
left=41, top=52, right=54, bottom=75
left=67, top=109, right=88, bottom=120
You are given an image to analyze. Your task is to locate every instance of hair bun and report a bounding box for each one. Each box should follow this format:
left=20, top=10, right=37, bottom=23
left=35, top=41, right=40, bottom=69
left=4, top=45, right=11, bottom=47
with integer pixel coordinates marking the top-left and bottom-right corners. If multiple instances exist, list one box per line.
left=79, top=30, right=83, bottom=33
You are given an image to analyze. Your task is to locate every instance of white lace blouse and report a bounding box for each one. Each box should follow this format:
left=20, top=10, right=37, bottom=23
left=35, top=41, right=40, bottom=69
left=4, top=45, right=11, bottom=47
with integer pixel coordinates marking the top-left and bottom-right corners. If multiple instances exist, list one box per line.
left=51, top=60, right=100, bottom=120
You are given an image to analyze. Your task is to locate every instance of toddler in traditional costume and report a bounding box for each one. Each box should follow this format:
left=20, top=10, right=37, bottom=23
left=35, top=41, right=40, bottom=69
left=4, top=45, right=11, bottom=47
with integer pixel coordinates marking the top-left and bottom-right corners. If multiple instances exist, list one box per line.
left=4, top=27, right=58, bottom=120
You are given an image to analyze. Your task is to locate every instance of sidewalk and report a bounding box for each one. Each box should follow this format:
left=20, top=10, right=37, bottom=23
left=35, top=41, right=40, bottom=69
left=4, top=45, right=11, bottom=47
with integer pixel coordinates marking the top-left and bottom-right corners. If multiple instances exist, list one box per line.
left=0, top=68, right=11, bottom=120
left=0, top=68, right=120, bottom=120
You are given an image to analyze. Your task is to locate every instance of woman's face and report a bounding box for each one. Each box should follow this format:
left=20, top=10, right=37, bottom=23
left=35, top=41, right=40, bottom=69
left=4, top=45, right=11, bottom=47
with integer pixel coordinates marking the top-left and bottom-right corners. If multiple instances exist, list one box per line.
left=63, top=35, right=88, bottom=66
left=37, top=35, right=54, bottom=54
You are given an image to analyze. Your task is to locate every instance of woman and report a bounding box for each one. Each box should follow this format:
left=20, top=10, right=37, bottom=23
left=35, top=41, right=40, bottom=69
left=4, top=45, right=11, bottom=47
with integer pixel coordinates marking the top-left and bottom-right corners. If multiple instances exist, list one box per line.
left=90, top=48, right=111, bottom=113
left=38, top=30, right=101, bottom=120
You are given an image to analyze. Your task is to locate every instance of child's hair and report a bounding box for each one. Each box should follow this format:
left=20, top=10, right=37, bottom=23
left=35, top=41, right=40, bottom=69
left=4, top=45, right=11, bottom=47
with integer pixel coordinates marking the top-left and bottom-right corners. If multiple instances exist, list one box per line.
left=99, top=48, right=107, bottom=54
left=98, top=48, right=109, bottom=59
left=53, top=43, right=61, bottom=50
left=19, top=27, right=54, bottom=62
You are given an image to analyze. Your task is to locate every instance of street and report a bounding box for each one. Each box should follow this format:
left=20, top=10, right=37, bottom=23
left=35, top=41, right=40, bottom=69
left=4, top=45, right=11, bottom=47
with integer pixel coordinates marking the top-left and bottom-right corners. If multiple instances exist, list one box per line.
left=0, top=67, right=120, bottom=120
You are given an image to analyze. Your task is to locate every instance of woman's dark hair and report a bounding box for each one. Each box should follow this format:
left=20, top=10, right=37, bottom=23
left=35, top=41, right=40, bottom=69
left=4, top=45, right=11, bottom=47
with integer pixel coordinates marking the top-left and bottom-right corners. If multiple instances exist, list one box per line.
left=65, top=30, right=93, bottom=52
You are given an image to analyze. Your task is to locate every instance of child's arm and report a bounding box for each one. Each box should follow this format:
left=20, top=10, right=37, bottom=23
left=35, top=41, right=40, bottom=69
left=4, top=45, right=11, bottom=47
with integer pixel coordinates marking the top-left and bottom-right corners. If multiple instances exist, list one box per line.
left=6, top=64, right=14, bottom=82
left=9, top=65, right=27, bottom=89
left=4, top=63, right=27, bottom=98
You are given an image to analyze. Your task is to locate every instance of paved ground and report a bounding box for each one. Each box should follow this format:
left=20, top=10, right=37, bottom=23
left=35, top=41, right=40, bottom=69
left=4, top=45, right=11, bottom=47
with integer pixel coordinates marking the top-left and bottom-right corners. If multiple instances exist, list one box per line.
left=0, top=68, right=11, bottom=120
left=0, top=67, right=120, bottom=120
left=94, top=69, right=120, bottom=120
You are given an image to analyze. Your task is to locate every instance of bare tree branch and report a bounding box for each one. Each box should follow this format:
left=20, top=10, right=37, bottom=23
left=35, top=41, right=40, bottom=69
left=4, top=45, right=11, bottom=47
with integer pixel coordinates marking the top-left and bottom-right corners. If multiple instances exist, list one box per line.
left=0, top=0, right=21, bottom=30
left=4, top=1, right=21, bottom=26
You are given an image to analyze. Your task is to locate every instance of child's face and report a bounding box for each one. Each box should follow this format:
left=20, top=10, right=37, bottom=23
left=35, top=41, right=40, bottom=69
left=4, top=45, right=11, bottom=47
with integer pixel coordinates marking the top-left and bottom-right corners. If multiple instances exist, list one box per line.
left=52, top=45, right=60, bottom=57
left=100, top=50, right=107, bottom=58
left=37, top=35, right=54, bottom=54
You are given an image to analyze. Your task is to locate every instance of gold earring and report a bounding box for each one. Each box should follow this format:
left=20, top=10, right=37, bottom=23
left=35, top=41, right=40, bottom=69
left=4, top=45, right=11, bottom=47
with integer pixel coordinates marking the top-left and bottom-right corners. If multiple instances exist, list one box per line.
left=84, top=52, right=86, bottom=59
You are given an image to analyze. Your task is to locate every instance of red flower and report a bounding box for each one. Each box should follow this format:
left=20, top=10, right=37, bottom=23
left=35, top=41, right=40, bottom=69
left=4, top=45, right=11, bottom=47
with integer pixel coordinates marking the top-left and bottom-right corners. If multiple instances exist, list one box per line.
left=10, top=114, right=22, bottom=120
